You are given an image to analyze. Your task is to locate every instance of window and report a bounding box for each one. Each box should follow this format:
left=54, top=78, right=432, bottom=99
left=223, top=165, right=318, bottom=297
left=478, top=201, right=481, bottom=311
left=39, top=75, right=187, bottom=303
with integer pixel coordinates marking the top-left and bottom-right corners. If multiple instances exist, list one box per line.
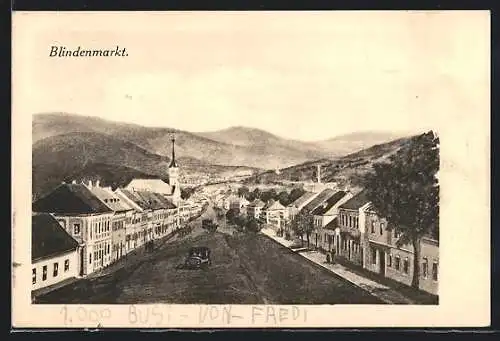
left=380, top=223, right=384, bottom=235
left=42, top=265, right=47, bottom=281
left=349, top=216, right=352, bottom=227
left=107, top=244, right=110, bottom=254
left=388, top=254, right=392, bottom=267
left=432, top=262, right=438, bottom=281
left=372, top=249, right=377, bottom=264
left=371, top=221, right=375, bottom=233
left=422, top=258, right=428, bottom=278
left=89, top=253, right=92, bottom=264
left=32, top=268, right=36, bottom=284
left=395, top=256, right=400, bottom=271
left=53, top=262, right=59, bottom=277
left=64, top=259, right=70, bottom=272
left=403, top=258, right=409, bottom=274
left=73, top=223, right=80, bottom=234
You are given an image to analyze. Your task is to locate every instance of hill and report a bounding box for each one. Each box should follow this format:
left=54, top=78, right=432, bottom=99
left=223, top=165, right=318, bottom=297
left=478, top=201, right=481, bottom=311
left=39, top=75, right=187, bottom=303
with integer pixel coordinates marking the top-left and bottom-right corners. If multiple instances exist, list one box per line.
left=245, top=135, right=417, bottom=190
left=31, top=131, right=257, bottom=198
left=33, top=113, right=405, bottom=169
left=33, top=113, right=316, bottom=169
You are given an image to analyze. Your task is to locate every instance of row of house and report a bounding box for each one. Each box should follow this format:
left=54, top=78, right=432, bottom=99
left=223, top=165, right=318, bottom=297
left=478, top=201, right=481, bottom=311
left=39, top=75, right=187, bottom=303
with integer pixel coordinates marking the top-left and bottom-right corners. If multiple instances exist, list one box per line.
left=285, top=188, right=439, bottom=296
left=31, top=136, right=203, bottom=293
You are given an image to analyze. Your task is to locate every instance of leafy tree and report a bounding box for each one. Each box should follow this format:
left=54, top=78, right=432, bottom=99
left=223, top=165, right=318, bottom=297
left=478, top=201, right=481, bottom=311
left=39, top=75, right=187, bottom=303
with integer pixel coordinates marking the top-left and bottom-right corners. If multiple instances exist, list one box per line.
left=234, top=215, right=247, bottom=229
left=238, top=186, right=250, bottom=198
left=364, top=131, right=439, bottom=289
left=277, top=191, right=290, bottom=206
left=245, top=217, right=261, bottom=233
left=252, top=188, right=261, bottom=199
left=181, top=187, right=196, bottom=200
left=225, top=208, right=240, bottom=225
left=261, top=189, right=278, bottom=203
left=289, top=187, right=306, bottom=203
left=291, top=211, right=314, bottom=247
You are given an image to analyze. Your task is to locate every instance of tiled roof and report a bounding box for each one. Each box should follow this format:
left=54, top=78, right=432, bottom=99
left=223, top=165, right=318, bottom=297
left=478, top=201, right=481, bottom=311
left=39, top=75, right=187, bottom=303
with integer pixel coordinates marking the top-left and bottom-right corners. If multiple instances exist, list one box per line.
left=301, top=189, right=336, bottom=213
left=120, top=189, right=176, bottom=210
left=118, top=189, right=150, bottom=210
left=288, top=191, right=316, bottom=208
left=32, top=183, right=112, bottom=214
left=126, top=178, right=172, bottom=195
left=263, top=199, right=286, bottom=211
left=339, top=190, right=371, bottom=210
left=87, top=186, right=133, bottom=212
left=32, top=213, right=79, bottom=261
left=311, top=191, right=347, bottom=215
left=150, top=192, right=177, bottom=209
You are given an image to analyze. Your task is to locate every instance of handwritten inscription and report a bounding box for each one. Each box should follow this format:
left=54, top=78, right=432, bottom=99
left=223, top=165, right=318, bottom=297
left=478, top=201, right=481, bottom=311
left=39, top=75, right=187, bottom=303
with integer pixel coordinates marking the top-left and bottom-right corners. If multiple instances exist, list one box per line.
left=128, top=305, right=164, bottom=325
left=251, top=306, right=306, bottom=324
left=60, top=306, right=111, bottom=326
left=60, top=305, right=308, bottom=326
left=199, top=305, right=243, bottom=324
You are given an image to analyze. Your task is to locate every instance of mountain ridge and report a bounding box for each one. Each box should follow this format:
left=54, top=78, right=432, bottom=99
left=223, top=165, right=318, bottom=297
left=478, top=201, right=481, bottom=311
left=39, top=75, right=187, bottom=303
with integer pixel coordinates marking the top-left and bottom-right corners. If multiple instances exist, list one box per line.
left=33, top=112, right=408, bottom=169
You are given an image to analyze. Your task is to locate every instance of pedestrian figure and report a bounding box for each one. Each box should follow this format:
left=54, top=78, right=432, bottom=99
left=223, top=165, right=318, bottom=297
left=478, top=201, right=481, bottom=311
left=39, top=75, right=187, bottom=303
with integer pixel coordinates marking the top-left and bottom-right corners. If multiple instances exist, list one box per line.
left=331, top=249, right=336, bottom=264
left=326, top=253, right=331, bottom=264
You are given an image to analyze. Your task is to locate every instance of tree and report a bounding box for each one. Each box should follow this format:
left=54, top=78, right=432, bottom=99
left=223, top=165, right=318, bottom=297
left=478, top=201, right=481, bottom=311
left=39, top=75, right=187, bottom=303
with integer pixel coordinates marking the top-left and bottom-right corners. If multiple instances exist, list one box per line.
left=238, top=186, right=250, bottom=198
left=181, top=187, right=196, bottom=200
left=225, top=208, right=240, bottom=225
left=291, top=211, right=314, bottom=247
left=245, top=217, right=261, bottom=233
left=277, top=191, right=290, bottom=206
left=289, top=187, right=306, bottom=203
left=252, top=188, right=261, bottom=199
left=364, top=131, right=439, bottom=289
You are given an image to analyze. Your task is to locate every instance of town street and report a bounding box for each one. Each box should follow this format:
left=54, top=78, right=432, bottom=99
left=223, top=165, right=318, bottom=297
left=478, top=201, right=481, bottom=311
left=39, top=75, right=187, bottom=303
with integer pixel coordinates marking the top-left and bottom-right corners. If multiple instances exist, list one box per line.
left=36, top=202, right=382, bottom=305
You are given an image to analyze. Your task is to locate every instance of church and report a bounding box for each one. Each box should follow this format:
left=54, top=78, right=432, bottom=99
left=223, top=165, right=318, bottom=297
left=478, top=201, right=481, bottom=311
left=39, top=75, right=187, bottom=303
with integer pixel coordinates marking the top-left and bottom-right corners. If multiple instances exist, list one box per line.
left=125, top=135, right=182, bottom=205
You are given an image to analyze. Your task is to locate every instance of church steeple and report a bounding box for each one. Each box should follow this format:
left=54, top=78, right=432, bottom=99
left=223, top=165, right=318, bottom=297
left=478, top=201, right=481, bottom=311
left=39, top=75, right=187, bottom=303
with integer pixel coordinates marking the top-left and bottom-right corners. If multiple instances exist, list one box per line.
left=168, top=133, right=180, bottom=197
left=169, top=134, right=178, bottom=168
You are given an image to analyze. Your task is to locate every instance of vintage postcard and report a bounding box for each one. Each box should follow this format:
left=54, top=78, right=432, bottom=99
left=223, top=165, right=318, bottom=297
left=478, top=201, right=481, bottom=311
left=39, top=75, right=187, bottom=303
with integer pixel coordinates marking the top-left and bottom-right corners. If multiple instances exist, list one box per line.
left=12, top=11, right=490, bottom=328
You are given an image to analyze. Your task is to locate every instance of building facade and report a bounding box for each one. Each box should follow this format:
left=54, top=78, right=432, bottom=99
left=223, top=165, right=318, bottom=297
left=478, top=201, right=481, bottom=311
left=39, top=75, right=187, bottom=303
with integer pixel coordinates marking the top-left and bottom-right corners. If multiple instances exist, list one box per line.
left=32, top=213, right=80, bottom=292
left=32, top=182, right=114, bottom=276
left=337, top=191, right=371, bottom=267
left=364, top=209, right=439, bottom=295
left=311, top=191, right=353, bottom=251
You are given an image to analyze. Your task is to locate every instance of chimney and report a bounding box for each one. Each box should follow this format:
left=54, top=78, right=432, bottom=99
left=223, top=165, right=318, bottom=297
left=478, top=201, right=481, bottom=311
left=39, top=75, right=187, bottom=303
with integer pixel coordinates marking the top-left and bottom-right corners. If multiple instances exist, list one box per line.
left=88, top=180, right=92, bottom=188
left=317, top=165, right=321, bottom=183
left=72, top=180, right=77, bottom=184
left=96, top=180, right=100, bottom=187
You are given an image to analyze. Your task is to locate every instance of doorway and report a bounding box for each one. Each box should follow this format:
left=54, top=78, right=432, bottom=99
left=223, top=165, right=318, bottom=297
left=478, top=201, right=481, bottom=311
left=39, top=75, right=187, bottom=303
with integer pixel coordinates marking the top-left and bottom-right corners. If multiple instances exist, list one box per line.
left=379, top=249, right=386, bottom=276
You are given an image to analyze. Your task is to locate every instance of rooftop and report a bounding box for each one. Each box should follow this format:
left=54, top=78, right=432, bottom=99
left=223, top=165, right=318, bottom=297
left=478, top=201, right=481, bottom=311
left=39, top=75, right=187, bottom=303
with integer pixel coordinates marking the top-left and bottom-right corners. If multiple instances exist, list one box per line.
left=339, top=190, right=371, bottom=210
left=126, top=178, right=172, bottom=195
left=32, top=213, right=79, bottom=262
left=288, top=191, right=316, bottom=208
left=32, top=183, right=112, bottom=214
left=87, top=185, right=133, bottom=212
left=311, top=191, right=348, bottom=215
left=301, top=188, right=336, bottom=213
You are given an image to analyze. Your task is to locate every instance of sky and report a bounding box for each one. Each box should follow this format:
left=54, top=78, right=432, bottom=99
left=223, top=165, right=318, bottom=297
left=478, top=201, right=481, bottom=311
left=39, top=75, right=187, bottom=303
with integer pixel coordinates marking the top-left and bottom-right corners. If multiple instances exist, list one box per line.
left=14, top=11, right=489, bottom=141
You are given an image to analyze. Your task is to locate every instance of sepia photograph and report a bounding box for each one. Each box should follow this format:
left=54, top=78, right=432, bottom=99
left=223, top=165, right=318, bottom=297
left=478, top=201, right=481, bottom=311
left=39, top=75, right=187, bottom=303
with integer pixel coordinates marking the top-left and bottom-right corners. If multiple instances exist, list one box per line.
left=12, top=11, right=490, bottom=328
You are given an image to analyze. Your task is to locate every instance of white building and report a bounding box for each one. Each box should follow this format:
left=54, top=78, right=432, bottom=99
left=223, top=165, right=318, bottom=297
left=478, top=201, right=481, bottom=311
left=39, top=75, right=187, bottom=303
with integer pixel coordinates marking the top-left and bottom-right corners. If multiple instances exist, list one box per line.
left=32, top=182, right=114, bottom=276
left=125, top=135, right=182, bottom=205
left=31, top=213, right=80, bottom=292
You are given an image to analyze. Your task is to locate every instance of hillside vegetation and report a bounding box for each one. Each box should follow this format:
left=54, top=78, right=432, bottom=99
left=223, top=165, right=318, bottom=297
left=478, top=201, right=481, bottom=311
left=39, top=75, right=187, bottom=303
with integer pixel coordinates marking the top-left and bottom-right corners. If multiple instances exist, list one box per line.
left=246, top=135, right=416, bottom=190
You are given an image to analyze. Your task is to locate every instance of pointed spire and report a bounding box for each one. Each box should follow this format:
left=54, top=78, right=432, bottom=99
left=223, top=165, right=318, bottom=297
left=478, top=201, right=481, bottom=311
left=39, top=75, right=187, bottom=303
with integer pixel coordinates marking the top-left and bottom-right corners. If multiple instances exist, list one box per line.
left=169, top=133, right=178, bottom=168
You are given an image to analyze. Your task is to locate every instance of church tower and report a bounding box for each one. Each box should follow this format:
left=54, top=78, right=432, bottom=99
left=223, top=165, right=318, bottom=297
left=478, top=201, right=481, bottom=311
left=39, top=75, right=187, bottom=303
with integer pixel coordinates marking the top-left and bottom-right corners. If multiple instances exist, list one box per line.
left=169, top=134, right=180, bottom=191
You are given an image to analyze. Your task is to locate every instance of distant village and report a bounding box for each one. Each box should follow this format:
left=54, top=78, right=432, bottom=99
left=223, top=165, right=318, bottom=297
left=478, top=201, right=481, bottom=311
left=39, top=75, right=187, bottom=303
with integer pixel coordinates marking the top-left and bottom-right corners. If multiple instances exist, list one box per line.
left=31, top=137, right=438, bottom=299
